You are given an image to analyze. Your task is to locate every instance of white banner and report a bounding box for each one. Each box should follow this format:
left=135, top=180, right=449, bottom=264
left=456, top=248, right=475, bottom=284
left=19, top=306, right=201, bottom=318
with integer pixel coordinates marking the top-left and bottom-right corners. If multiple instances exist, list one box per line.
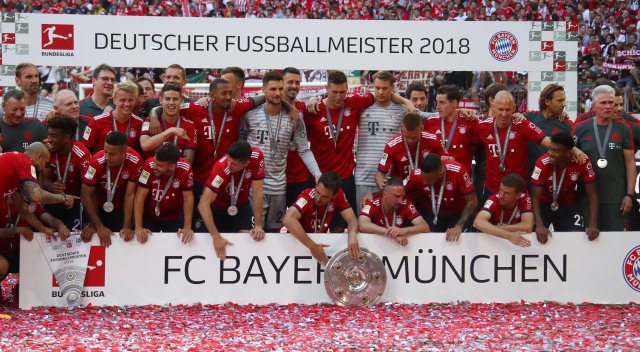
left=19, top=232, right=640, bottom=309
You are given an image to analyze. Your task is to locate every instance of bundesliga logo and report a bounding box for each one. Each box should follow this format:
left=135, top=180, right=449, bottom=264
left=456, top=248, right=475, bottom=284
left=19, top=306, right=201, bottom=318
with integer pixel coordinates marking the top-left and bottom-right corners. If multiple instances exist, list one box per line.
left=41, top=24, right=74, bottom=50
left=488, top=31, right=518, bottom=62
left=622, top=245, right=640, bottom=292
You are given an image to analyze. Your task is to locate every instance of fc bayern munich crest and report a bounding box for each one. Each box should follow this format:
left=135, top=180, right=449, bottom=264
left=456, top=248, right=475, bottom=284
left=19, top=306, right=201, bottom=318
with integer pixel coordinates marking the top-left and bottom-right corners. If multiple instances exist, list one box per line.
left=489, top=31, right=519, bottom=62
left=622, top=245, right=640, bottom=292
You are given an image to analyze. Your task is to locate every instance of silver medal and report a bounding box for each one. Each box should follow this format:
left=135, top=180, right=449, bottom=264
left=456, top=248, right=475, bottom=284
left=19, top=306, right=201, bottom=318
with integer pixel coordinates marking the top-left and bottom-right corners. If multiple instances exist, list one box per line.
left=103, top=201, right=114, bottom=213
left=28, top=202, right=36, bottom=213
left=597, top=158, right=608, bottom=169
left=550, top=202, right=559, bottom=212
left=499, top=164, right=506, bottom=172
left=154, top=206, right=161, bottom=217
left=227, top=205, right=238, bottom=216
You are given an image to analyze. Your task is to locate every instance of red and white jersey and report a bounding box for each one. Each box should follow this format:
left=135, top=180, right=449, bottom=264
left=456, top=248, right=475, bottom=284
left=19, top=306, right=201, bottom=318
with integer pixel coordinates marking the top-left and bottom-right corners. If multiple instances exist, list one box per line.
left=472, top=117, right=545, bottom=193
left=360, top=196, right=420, bottom=228
left=378, top=132, right=446, bottom=180
left=81, top=147, right=143, bottom=209
left=137, top=157, right=194, bottom=221
left=141, top=116, right=197, bottom=155
left=0, top=152, right=38, bottom=198
left=286, top=100, right=312, bottom=184
left=47, top=141, right=91, bottom=197
left=180, top=99, right=256, bottom=184
left=530, top=153, right=596, bottom=206
left=205, top=148, right=265, bottom=210
left=293, top=187, right=351, bottom=233
left=82, top=111, right=145, bottom=154
left=481, top=192, right=533, bottom=226
left=403, top=160, right=474, bottom=216
left=423, top=113, right=478, bottom=171
left=303, top=93, right=374, bottom=179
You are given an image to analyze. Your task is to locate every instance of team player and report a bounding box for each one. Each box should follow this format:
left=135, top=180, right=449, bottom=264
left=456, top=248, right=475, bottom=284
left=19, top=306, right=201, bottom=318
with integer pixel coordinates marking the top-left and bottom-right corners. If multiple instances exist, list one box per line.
left=473, top=173, right=534, bottom=248
left=530, top=132, right=599, bottom=243
left=406, top=81, right=429, bottom=112
left=139, top=64, right=190, bottom=119
left=134, top=143, right=194, bottom=243
left=283, top=171, right=360, bottom=265
left=79, top=64, right=116, bottom=118
left=14, top=62, right=54, bottom=122
left=423, top=84, right=478, bottom=172
left=42, top=115, right=91, bottom=231
left=573, top=85, right=636, bottom=231
left=404, top=154, right=477, bottom=240
left=376, top=112, right=446, bottom=186
left=354, top=70, right=407, bottom=207
left=359, top=177, right=429, bottom=246
left=220, top=66, right=246, bottom=99
left=140, top=83, right=197, bottom=163
left=198, top=141, right=265, bottom=260
left=243, top=71, right=321, bottom=232
left=0, top=89, right=48, bottom=153
left=82, top=81, right=145, bottom=154
left=53, top=90, right=91, bottom=140
left=81, top=131, right=142, bottom=246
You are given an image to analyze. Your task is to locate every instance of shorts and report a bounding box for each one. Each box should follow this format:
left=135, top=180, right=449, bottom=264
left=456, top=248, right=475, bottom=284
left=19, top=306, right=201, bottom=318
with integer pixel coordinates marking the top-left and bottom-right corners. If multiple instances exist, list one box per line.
left=143, top=217, right=184, bottom=233
left=539, top=202, right=583, bottom=232
left=423, top=211, right=471, bottom=233
left=598, top=203, right=628, bottom=231
left=212, top=202, right=252, bottom=233
left=286, top=178, right=315, bottom=207
left=330, top=175, right=357, bottom=230
left=99, top=206, right=125, bottom=232
left=263, top=194, right=286, bottom=232
left=192, top=181, right=205, bottom=231
left=44, top=202, right=84, bottom=231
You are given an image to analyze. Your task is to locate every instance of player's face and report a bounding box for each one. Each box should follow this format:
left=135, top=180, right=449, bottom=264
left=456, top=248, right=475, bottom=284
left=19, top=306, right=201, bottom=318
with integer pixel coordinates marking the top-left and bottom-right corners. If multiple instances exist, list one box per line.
left=593, top=93, right=615, bottom=120
left=282, top=73, right=301, bottom=101
left=152, top=158, right=175, bottom=177
left=614, top=95, right=624, bottom=119
left=221, top=73, right=242, bottom=96
left=545, top=89, right=565, bottom=117
left=401, top=125, right=421, bottom=146
left=160, top=90, right=183, bottom=116
left=547, top=142, right=570, bottom=166
left=373, top=78, right=393, bottom=105
left=314, top=183, right=335, bottom=207
left=211, top=83, right=233, bottom=110
left=498, top=183, right=517, bottom=208
left=383, top=185, right=405, bottom=210
left=435, top=94, right=457, bottom=118
left=138, top=80, right=155, bottom=99
left=326, top=83, right=348, bottom=107
left=103, top=143, right=127, bottom=166
left=409, top=91, right=428, bottom=112
left=54, top=92, right=80, bottom=118
left=113, top=91, right=137, bottom=115
left=263, top=80, right=284, bottom=106
left=227, top=157, right=250, bottom=173
left=420, top=166, right=444, bottom=186
left=16, top=66, right=40, bottom=95
left=2, top=97, right=26, bottom=125
left=45, top=128, right=70, bottom=152
left=164, top=68, right=185, bottom=87
left=94, top=70, right=116, bottom=96
left=493, top=98, right=515, bottom=125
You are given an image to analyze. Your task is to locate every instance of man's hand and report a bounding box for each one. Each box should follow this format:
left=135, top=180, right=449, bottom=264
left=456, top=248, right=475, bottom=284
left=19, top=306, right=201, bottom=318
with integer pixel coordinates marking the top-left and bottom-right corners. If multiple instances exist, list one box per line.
left=213, top=235, right=233, bottom=260
left=196, top=96, right=210, bottom=106
left=446, top=225, right=463, bottom=242
left=58, top=224, right=71, bottom=240
left=134, top=228, right=151, bottom=244
left=96, top=224, right=113, bottom=247
left=570, top=148, right=587, bottom=165
left=178, top=228, right=194, bottom=244
left=250, top=227, right=265, bottom=241
left=586, top=225, right=600, bottom=241
left=305, top=96, right=321, bottom=114
left=508, top=232, right=532, bottom=247
left=120, top=228, right=136, bottom=242
left=459, top=108, right=478, bottom=121
left=81, top=226, right=95, bottom=243
left=50, top=181, right=66, bottom=194
left=42, top=227, right=55, bottom=237
left=12, top=227, right=33, bottom=241
left=168, top=127, right=189, bottom=140
left=348, top=237, right=360, bottom=259
left=513, top=112, right=525, bottom=122
left=149, top=114, right=163, bottom=135
left=63, top=194, right=79, bottom=209
left=621, top=195, right=633, bottom=215
left=385, top=226, right=402, bottom=239
left=395, top=235, right=408, bottom=246
left=536, top=225, right=551, bottom=244
left=309, top=242, right=330, bottom=265
left=402, top=101, right=416, bottom=114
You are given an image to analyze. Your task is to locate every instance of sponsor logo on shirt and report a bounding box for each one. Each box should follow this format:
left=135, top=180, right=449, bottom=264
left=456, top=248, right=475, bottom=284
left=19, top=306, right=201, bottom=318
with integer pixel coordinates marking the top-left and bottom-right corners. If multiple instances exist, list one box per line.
left=139, top=170, right=150, bottom=185
left=211, top=175, right=224, bottom=188
left=85, top=166, right=96, bottom=180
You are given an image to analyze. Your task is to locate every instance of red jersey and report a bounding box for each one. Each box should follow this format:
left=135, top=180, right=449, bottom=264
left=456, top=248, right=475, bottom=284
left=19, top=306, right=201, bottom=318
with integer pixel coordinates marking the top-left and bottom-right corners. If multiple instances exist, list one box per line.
left=292, top=187, right=350, bottom=233
left=423, top=113, right=478, bottom=171
left=0, top=152, right=38, bottom=198
left=180, top=99, right=256, bottom=184
left=530, top=153, right=596, bottom=206
left=81, top=147, right=143, bottom=209
left=141, top=116, right=197, bottom=154
left=360, top=196, right=420, bottom=228
left=0, top=199, right=44, bottom=228
left=286, top=100, right=311, bottom=183
left=403, top=160, right=474, bottom=216
left=205, top=148, right=265, bottom=210
left=472, top=117, right=546, bottom=193
left=47, top=141, right=91, bottom=197
left=378, top=131, right=446, bottom=180
left=82, top=111, right=144, bottom=154
left=481, top=193, right=533, bottom=226
left=303, top=93, right=374, bottom=179
left=137, top=157, right=194, bottom=221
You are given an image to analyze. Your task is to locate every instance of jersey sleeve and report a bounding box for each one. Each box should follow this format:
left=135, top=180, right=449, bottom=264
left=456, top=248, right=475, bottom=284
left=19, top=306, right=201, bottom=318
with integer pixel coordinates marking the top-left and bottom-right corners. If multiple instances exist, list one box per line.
left=519, top=194, right=533, bottom=213
left=623, top=123, right=634, bottom=150
left=403, top=200, right=420, bottom=221
left=82, top=118, right=99, bottom=150
left=428, top=134, right=447, bottom=155
left=236, top=98, right=257, bottom=115
left=251, top=150, right=266, bottom=180
left=351, top=92, right=375, bottom=109
left=180, top=163, right=194, bottom=190
left=360, top=199, right=375, bottom=218
left=183, top=121, right=198, bottom=150
left=136, top=162, right=153, bottom=188
left=205, top=165, right=228, bottom=193
left=377, top=143, right=393, bottom=173
left=481, top=195, right=498, bottom=214
left=81, top=156, right=101, bottom=186
left=581, top=156, right=596, bottom=183
left=523, top=121, right=546, bottom=144
left=179, top=101, right=205, bottom=121
left=458, top=167, right=475, bottom=194
left=141, top=117, right=151, bottom=136
left=530, top=158, right=546, bottom=186
left=293, top=191, right=314, bottom=218
left=16, top=155, right=38, bottom=183
left=335, top=189, right=351, bottom=212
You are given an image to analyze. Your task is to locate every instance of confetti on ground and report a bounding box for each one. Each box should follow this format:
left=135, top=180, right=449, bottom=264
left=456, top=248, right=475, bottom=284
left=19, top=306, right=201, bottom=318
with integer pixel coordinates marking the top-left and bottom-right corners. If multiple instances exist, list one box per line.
left=1, top=275, right=640, bottom=350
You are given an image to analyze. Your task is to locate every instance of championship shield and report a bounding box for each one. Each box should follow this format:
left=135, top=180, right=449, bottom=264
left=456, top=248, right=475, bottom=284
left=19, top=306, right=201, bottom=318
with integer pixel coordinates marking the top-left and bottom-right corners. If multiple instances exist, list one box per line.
left=324, top=248, right=386, bottom=306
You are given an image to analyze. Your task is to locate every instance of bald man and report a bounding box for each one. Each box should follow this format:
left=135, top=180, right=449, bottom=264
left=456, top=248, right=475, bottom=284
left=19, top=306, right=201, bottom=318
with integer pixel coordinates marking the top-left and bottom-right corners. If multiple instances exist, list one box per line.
left=53, top=89, right=91, bottom=139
